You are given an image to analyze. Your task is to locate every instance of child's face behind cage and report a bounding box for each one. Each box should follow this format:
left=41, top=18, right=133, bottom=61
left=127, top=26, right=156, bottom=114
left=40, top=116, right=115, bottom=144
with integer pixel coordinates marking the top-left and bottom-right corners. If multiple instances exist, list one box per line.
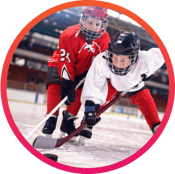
left=84, top=16, right=102, bottom=33
left=112, top=54, right=131, bottom=69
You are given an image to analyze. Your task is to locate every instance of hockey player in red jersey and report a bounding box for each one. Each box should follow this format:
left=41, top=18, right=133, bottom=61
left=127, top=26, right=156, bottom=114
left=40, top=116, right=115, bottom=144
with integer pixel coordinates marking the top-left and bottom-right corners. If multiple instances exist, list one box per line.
left=79, top=31, right=164, bottom=143
left=42, top=6, right=117, bottom=139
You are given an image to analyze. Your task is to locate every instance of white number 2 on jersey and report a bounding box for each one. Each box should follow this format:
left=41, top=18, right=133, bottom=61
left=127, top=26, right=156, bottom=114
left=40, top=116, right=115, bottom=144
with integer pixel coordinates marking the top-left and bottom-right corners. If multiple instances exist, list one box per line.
left=61, top=49, right=71, bottom=63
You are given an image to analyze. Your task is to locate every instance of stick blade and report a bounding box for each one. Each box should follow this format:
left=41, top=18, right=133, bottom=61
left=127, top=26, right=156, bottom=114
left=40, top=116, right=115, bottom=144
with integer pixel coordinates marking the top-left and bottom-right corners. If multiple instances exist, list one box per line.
left=33, top=136, right=57, bottom=149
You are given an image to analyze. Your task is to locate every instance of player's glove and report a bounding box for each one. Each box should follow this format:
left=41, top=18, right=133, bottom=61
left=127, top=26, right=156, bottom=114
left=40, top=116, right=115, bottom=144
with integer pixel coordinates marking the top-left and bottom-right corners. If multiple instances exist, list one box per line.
left=61, top=79, right=76, bottom=106
left=85, top=100, right=101, bottom=126
left=141, top=73, right=154, bottom=81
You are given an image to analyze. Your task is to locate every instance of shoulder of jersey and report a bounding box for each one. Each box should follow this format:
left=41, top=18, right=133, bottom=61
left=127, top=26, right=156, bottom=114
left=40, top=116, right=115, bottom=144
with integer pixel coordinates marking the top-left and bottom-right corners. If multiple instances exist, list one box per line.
left=98, top=31, right=109, bottom=39
left=137, top=50, right=152, bottom=69
left=138, top=50, right=149, bottom=60
left=94, top=52, right=106, bottom=63
left=61, top=24, right=80, bottom=37
left=95, top=31, right=110, bottom=43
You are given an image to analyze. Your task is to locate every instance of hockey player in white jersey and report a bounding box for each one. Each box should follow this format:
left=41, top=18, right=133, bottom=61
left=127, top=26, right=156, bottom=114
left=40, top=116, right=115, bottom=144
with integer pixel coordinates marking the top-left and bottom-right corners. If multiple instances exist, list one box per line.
left=79, top=31, right=165, bottom=142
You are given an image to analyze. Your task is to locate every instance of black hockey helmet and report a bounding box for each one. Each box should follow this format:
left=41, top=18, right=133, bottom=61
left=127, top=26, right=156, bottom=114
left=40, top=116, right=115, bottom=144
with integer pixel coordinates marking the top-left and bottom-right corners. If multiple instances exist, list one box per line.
left=106, top=31, right=140, bottom=76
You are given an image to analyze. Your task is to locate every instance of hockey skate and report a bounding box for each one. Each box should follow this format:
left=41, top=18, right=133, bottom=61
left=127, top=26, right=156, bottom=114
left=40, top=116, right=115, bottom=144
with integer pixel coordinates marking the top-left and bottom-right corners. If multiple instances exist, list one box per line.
left=152, top=123, right=161, bottom=134
left=59, top=110, right=78, bottom=142
left=42, top=115, right=58, bottom=136
left=78, top=114, right=101, bottom=145
left=79, top=126, right=93, bottom=145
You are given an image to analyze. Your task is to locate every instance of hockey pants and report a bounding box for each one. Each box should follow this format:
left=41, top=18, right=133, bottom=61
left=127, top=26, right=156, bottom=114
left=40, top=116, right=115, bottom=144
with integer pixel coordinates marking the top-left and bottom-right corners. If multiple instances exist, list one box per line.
left=130, top=88, right=161, bottom=129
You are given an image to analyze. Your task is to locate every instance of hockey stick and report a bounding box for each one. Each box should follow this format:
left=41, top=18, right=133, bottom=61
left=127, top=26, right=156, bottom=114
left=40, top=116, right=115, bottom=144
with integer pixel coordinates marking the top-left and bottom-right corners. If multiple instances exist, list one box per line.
left=25, top=78, right=85, bottom=140
left=32, top=90, right=129, bottom=149
left=33, top=79, right=143, bottom=149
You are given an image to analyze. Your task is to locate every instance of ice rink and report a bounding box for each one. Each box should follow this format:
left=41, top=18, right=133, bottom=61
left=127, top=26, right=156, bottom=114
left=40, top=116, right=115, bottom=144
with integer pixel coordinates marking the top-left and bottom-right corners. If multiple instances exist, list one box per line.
left=8, top=100, right=153, bottom=168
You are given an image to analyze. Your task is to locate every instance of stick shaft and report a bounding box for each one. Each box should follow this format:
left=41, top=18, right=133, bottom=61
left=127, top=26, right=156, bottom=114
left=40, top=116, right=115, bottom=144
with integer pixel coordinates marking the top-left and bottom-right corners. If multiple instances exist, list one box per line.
left=33, top=92, right=128, bottom=149
left=55, top=92, right=124, bottom=148
left=33, top=79, right=143, bottom=148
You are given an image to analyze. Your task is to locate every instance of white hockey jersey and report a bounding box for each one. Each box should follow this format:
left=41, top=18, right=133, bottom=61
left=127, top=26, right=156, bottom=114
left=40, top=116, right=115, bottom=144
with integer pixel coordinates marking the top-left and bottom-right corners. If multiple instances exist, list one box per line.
left=81, top=48, right=165, bottom=105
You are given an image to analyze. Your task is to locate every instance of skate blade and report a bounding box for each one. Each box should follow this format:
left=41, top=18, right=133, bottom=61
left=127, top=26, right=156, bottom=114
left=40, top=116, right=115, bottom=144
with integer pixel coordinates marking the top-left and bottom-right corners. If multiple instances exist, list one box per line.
left=46, top=134, right=52, bottom=138
left=59, top=131, right=76, bottom=142
left=79, top=136, right=87, bottom=146
left=69, top=136, right=76, bottom=142
left=59, top=131, right=66, bottom=138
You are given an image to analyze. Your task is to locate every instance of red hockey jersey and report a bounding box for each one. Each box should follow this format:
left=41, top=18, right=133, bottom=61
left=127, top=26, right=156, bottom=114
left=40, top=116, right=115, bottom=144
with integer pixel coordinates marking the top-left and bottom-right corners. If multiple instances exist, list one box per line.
left=58, top=24, right=110, bottom=82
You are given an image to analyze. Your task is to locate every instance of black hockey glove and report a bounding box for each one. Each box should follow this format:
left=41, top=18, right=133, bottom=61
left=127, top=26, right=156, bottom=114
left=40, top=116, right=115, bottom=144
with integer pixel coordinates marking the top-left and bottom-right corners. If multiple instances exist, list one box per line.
left=61, top=79, right=76, bottom=106
left=141, top=73, right=154, bottom=81
left=85, top=100, right=101, bottom=127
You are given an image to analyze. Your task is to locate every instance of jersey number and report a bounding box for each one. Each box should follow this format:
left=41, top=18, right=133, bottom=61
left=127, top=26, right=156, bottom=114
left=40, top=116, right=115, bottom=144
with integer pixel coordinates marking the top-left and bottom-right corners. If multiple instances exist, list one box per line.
left=61, top=49, right=71, bottom=63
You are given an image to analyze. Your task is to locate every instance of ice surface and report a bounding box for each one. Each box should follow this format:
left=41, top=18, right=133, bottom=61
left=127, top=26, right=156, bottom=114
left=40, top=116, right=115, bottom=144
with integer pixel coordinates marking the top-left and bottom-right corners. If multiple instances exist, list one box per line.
left=8, top=101, right=152, bottom=168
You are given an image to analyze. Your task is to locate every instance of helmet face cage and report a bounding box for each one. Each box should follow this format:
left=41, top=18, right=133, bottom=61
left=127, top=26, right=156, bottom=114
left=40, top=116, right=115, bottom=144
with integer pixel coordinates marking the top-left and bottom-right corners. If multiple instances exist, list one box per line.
left=106, top=50, right=138, bottom=76
left=80, top=6, right=108, bottom=43
left=106, top=31, right=140, bottom=76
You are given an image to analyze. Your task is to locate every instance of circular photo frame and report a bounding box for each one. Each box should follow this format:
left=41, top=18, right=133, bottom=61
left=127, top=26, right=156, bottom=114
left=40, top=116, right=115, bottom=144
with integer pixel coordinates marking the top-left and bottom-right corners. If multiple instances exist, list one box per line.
left=1, top=1, right=174, bottom=174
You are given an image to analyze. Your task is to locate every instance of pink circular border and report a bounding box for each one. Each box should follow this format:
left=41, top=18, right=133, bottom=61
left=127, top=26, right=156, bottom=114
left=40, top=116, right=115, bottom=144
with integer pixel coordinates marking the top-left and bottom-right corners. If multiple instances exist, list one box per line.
left=1, top=1, right=175, bottom=174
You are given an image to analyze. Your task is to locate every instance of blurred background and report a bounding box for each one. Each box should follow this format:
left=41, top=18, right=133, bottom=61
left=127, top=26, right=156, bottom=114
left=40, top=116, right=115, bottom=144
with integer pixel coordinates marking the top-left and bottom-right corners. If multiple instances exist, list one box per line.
left=7, top=7, right=168, bottom=119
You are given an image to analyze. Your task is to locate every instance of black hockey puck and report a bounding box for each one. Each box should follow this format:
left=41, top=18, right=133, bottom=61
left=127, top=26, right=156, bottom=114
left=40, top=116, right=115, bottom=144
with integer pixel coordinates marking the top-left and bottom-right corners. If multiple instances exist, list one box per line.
left=43, top=153, right=58, bottom=161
